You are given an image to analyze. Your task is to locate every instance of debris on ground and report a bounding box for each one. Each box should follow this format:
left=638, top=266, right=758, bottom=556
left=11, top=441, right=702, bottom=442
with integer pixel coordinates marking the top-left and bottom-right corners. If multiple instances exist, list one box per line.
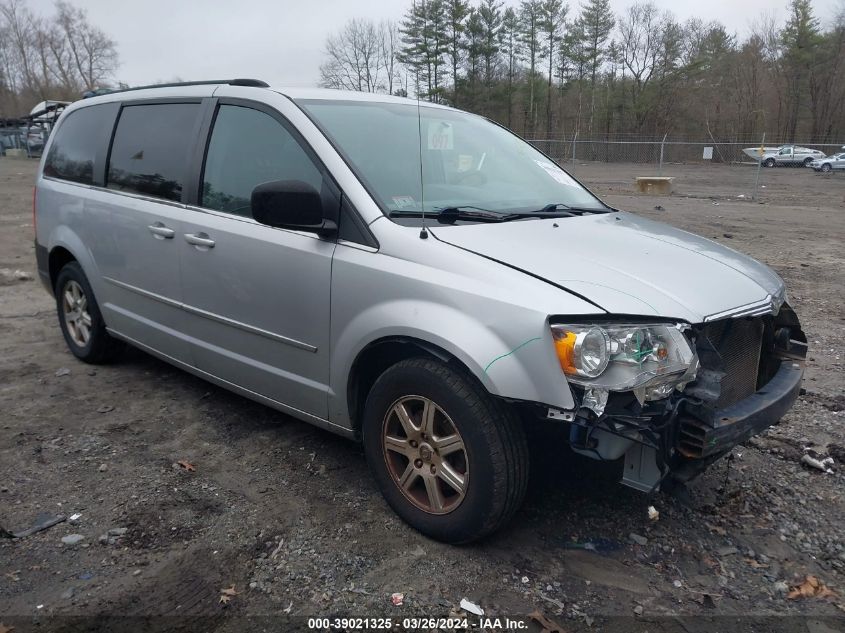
left=60, top=534, right=85, bottom=545
left=801, top=453, right=835, bottom=474
left=787, top=575, right=838, bottom=600
left=648, top=505, right=659, bottom=521
left=561, top=538, right=622, bottom=552
left=176, top=460, right=196, bottom=472
left=219, top=585, right=239, bottom=606
left=4, top=514, right=67, bottom=539
left=629, top=533, right=648, bottom=546
left=459, top=597, right=483, bottom=615
left=68, top=513, right=82, bottom=523
left=528, top=610, right=566, bottom=633
left=390, top=592, right=404, bottom=606
left=55, top=367, right=70, bottom=377
left=0, top=622, right=14, bottom=633
left=97, top=405, right=114, bottom=413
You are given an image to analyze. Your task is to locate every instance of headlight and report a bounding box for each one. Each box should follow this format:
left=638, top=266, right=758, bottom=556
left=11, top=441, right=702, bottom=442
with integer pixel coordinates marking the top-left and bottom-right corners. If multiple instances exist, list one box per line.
left=551, top=322, right=696, bottom=394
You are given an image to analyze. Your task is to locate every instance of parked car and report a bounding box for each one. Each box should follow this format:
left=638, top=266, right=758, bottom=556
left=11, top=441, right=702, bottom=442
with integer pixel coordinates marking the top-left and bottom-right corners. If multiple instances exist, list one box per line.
left=34, top=80, right=807, bottom=542
left=743, top=144, right=826, bottom=167
left=809, top=152, right=845, bottom=172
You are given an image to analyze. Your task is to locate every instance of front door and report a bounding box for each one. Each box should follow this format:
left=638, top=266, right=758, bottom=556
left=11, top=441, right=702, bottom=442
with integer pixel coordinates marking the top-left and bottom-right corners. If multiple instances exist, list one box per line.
left=178, top=103, right=336, bottom=419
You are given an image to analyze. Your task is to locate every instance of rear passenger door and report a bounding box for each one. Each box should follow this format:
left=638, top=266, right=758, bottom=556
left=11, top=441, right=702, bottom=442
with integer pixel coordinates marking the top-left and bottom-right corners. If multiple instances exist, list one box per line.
left=85, top=101, right=203, bottom=361
left=178, top=100, right=336, bottom=420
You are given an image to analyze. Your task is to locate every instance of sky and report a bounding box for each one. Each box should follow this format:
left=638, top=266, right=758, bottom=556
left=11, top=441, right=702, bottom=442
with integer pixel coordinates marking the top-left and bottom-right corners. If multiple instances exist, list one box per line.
left=28, top=0, right=841, bottom=88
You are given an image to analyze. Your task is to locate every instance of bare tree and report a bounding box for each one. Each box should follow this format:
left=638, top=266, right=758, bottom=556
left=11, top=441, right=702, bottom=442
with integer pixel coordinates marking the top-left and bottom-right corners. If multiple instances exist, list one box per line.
left=0, top=0, right=118, bottom=115
left=320, top=18, right=403, bottom=94
left=54, top=1, right=118, bottom=91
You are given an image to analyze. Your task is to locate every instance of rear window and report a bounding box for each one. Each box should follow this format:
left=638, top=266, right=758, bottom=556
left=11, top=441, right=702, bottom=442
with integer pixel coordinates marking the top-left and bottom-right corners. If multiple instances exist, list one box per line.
left=107, top=103, right=200, bottom=202
left=43, top=105, right=111, bottom=185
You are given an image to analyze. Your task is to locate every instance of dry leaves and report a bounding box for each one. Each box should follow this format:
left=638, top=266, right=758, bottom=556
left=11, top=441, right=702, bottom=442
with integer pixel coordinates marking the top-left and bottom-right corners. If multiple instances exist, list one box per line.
left=705, top=522, right=727, bottom=536
left=787, top=576, right=838, bottom=600
left=219, top=584, right=239, bottom=605
left=744, top=558, right=769, bottom=569
left=528, top=610, right=566, bottom=633
left=177, top=460, right=196, bottom=472
left=0, top=622, right=15, bottom=633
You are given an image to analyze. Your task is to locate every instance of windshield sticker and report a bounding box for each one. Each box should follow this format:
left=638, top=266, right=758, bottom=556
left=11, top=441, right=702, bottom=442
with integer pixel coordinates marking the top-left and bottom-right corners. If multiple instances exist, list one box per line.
left=458, top=154, right=474, bottom=172
left=427, top=122, right=454, bottom=150
left=534, top=159, right=579, bottom=187
left=391, top=195, right=416, bottom=209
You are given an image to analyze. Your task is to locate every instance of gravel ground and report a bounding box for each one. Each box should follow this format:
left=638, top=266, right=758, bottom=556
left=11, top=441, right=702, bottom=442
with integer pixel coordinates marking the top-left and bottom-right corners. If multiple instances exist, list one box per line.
left=1, top=158, right=843, bottom=632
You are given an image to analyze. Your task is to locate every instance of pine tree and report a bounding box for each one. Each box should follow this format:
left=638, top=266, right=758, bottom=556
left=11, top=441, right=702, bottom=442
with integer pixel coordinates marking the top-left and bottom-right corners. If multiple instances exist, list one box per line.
left=780, top=0, right=821, bottom=139
left=576, top=0, right=615, bottom=135
left=499, top=7, right=523, bottom=128
left=444, top=0, right=470, bottom=105
left=540, top=0, right=567, bottom=137
left=519, top=0, right=543, bottom=137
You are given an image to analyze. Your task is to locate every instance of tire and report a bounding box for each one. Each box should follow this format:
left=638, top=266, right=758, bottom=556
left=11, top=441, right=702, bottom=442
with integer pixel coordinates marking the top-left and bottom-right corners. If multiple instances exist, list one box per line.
left=362, top=357, right=528, bottom=543
left=821, top=163, right=832, bottom=173
left=803, top=157, right=813, bottom=167
left=55, top=261, right=124, bottom=363
left=764, top=158, right=776, bottom=168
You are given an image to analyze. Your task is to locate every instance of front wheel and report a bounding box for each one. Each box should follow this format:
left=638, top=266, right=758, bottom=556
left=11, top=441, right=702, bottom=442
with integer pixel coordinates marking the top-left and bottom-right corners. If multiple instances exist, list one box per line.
left=821, top=163, right=832, bottom=173
left=362, top=358, right=528, bottom=543
left=764, top=158, right=776, bottom=168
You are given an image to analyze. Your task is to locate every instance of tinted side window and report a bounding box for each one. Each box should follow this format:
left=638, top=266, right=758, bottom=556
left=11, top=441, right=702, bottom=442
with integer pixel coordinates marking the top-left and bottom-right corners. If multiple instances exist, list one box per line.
left=107, top=103, right=200, bottom=202
left=202, top=105, right=322, bottom=216
left=44, top=105, right=111, bottom=185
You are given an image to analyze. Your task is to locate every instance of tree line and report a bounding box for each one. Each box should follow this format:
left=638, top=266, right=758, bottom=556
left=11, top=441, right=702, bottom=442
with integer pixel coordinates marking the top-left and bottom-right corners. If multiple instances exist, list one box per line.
left=0, top=0, right=118, bottom=117
left=319, top=0, right=845, bottom=144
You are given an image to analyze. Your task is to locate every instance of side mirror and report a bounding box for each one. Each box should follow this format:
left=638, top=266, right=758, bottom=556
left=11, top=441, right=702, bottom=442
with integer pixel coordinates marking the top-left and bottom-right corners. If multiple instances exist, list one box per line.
left=251, top=180, right=337, bottom=237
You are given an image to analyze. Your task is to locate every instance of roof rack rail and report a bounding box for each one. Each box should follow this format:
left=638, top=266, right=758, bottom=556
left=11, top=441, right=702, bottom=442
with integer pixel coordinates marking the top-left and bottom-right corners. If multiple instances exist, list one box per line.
left=87, top=78, right=269, bottom=97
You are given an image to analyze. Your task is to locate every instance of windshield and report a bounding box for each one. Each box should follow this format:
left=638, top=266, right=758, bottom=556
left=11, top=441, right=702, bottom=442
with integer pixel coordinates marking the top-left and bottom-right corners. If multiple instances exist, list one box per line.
left=297, top=99, right=607, bottom=218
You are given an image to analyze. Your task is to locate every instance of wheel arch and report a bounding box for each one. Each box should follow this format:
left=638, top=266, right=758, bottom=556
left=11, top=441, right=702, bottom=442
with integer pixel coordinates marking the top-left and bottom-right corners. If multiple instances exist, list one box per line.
left=48, top=245, right=77, bottom=292
left=345, top=336, right=479, bottom=436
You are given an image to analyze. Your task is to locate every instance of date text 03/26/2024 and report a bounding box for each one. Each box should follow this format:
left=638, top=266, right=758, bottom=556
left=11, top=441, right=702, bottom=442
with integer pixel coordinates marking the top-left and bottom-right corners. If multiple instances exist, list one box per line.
left=306, top=617, right=529, bottom=630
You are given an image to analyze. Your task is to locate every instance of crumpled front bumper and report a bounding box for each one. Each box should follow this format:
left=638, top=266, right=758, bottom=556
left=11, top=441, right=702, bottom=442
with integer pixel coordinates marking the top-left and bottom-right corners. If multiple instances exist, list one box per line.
left=674, top=359, right=804, bottom=464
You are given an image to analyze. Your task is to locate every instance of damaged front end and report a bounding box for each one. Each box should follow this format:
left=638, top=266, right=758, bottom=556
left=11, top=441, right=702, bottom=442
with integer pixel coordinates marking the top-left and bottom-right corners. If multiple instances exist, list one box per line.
left=550, top=304, right=807, bottom=492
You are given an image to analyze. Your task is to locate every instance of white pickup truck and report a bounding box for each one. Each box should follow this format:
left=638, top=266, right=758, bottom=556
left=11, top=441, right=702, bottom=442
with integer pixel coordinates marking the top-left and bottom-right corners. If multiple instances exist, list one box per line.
left=743, top=144, right=826, bottom=167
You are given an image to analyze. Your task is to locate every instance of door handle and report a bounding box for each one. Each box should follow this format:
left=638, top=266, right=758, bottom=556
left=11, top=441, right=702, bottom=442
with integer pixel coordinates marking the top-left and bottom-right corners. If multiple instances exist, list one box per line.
left=184, top=232, right=216, bottom=249
left=148, top=222, right=175, bottom=239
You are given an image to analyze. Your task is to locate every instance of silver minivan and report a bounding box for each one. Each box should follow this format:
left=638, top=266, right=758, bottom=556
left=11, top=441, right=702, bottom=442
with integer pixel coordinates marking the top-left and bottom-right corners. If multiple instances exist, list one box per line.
left=35, top=79, right=807, bottom=543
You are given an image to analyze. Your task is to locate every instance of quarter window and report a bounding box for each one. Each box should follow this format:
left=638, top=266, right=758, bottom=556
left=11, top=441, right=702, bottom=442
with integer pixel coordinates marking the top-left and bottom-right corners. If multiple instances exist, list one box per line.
left=107, top=103, right=200, bottom=202
left=202, top=105, right=322, bottom=216
left=44, top=105, right=112, bottom=185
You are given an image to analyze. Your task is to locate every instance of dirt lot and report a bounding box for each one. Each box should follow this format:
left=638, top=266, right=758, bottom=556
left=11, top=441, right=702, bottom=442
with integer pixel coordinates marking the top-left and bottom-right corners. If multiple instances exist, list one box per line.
left=1, top=158, right=844, bottom=632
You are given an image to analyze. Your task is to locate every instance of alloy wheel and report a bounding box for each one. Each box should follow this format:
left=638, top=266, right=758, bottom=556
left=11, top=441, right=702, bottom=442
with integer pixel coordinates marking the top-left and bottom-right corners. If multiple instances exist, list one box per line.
left=62, top=280, right=92, bottom=347
left=381, top=395, right=469, bottom=515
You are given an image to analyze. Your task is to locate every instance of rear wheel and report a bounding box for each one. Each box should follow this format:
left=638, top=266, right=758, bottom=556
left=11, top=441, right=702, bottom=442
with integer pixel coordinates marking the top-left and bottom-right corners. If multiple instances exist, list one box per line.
left=764, top=158, right=776, bottom=168
left=362, top=357, right=528, bottom=543
left=55, top=261, right=124, bottom=363
left=803, top=157, right=814, bottom=167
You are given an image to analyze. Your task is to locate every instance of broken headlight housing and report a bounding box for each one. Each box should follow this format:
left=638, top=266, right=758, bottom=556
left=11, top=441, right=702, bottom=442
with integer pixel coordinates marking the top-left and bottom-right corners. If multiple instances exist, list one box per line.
left=551, top=323, right=697, bottom=401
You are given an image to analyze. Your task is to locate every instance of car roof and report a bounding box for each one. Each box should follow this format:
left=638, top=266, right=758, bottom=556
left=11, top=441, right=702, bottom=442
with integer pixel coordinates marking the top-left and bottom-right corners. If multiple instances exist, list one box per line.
left=64, top=79, right=456, bottom=114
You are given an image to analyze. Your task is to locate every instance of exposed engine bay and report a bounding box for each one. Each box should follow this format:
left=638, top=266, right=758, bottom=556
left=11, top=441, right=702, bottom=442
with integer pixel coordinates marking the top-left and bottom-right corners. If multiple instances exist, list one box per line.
left=555, top=304, right=807, bottom=492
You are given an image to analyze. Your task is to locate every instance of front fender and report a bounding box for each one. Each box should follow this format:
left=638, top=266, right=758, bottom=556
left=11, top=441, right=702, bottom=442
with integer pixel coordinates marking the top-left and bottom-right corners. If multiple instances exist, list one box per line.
left=329, top=298, right=576, bottom=429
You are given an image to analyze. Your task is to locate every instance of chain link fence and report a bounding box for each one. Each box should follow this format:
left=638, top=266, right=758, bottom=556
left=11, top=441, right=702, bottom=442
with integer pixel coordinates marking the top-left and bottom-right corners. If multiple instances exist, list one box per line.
left=528, top=138, right=843, bottom=168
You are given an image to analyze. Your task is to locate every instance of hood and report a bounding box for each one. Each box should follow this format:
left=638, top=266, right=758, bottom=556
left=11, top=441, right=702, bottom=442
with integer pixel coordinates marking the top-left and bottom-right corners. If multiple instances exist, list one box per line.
left=429, top=212, right=784, bottom=324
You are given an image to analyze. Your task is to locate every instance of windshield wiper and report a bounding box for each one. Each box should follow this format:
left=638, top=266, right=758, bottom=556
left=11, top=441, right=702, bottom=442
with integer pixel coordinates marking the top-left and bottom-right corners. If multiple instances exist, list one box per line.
left=388, top=206, right=514, bottom=223
left=532, top=203, right=613, bottom=215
